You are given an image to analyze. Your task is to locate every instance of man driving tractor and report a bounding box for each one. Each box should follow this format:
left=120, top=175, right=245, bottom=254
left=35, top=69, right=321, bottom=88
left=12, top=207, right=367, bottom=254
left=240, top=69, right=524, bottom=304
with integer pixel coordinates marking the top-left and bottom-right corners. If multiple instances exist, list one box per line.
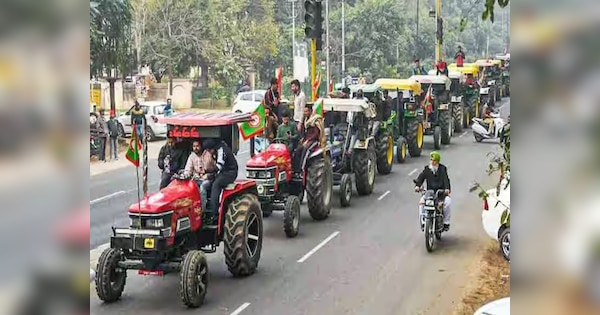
left=277, top=110, right=300, bottom=152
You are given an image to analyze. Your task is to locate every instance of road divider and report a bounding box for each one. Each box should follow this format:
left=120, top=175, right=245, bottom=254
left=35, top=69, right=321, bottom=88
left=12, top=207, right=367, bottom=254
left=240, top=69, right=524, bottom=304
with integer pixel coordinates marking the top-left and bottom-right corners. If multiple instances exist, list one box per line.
left=230, top=302, right=251, bottom=315
left=408, top=168, right=418, bottom=176
left=378, top=190, right=390, bottom=201
left=297, top=231, right=340, bottom=263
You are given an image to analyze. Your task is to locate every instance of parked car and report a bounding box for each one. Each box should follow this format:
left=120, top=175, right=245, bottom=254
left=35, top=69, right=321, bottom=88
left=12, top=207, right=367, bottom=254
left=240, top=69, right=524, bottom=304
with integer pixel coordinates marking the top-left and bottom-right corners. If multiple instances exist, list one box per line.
left=117, top=101, right=171, bottom=141
left=481, top=171, right=510, bottom=261
left=232, top=90, right=267, bottom=113
left=474, top=297, right=510, bottom=315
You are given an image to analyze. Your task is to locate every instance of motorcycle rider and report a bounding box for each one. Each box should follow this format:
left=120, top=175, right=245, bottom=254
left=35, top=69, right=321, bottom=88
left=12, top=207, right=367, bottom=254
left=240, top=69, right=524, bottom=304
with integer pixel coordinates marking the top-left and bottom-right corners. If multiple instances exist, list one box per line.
left=481, top=104, right=495, bottom=135
left=202, top=138, right=238, bottom=224
left=413, top=151, right=452, bottom=232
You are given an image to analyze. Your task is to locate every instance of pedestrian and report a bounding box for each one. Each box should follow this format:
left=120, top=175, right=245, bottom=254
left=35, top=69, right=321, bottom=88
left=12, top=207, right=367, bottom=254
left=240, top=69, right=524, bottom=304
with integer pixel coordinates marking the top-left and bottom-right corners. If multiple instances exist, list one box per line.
left=165, top=98, right=173, bottom=117
left=106, top=114, right=120, bottom=161
left=455, top=46, right=466, bottom=67
left=97, top=109, right=109, bottom=162
left=291, top=79, right=306, bottom=131
left=131, top=101, right=146, bottom=142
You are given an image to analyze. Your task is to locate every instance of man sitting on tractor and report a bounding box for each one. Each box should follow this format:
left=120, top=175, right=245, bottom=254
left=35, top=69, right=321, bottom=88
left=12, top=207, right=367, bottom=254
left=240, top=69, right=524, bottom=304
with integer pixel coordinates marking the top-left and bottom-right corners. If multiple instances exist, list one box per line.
left=183, top=140, right=217, bottom=212
left=277, top=110, right=300, bottom=151
left=298, top=103, right=313, bottom=137
left=202, top=138, right=238, bottom=223
left=292, top=107, right=323, bottom=174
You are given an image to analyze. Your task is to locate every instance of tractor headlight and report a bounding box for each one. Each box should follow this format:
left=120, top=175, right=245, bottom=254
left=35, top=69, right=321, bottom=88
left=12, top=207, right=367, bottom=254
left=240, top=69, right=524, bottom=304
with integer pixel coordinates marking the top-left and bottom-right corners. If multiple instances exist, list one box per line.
left=257, top=170, right=274, bottom=179
left=247, top=170, right=257, bottom=178
left=146, top=218, right=164, bottom=228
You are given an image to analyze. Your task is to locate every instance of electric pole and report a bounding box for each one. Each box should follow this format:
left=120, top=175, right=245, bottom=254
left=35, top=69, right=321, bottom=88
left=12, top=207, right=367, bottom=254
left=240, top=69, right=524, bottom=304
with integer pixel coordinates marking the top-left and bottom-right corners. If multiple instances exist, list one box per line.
left=325, top=0, right=330, bottom=92
left=435, top=0, right=442, bottom=62
left=341, top=0, right=345, bottom=83
left=289, top=0, right=297, bottom=78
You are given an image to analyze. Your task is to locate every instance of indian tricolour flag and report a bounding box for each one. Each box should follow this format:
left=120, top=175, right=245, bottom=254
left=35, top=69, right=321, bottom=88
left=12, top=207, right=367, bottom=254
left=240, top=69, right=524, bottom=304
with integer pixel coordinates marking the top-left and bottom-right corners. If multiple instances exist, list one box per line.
left=313, top=98, right=324, bottom=117
left=239, top=102, right=266, bottom=141
left=126, top=123, right=143, bottom=167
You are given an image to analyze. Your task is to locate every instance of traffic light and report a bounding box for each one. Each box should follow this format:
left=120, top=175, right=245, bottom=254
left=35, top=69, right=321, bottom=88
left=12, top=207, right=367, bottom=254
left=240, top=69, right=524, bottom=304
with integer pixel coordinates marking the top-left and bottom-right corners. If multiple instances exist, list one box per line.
left=436, top=17, right=444, bottom=44
left=304, top=0, right=324, bottom=50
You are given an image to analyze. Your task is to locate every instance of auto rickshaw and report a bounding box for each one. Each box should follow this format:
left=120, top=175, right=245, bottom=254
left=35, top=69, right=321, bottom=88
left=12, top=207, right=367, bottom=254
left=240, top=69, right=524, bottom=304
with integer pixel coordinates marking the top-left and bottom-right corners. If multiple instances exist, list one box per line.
left=373, top=78, right=424, bottom=161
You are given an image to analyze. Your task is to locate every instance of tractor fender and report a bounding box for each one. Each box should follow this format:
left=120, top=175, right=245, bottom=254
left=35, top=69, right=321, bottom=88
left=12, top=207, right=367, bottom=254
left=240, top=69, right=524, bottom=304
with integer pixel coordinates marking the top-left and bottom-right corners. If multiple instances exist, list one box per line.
left=353, top=137, right=373, bottom=150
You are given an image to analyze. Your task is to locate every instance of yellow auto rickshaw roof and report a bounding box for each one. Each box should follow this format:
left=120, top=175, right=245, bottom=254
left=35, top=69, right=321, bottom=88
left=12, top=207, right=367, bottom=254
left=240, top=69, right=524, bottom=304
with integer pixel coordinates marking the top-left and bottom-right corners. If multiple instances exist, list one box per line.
left=374, top=78, right=422, bottom=94
left=448, top=64, right=479, bottom=75
left=475, top=59, right=495, bottom=67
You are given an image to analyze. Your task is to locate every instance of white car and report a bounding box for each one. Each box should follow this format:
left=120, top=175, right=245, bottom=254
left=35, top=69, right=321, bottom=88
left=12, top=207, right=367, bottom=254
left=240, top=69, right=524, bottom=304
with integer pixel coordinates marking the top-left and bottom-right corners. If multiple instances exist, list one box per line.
left=474, top=297, right=510, bottom=315
left=117, top=101, right=171, bottom=141
left=232, top=90, right=266, bottom=113
left=481, top=172, right=511, bottom=261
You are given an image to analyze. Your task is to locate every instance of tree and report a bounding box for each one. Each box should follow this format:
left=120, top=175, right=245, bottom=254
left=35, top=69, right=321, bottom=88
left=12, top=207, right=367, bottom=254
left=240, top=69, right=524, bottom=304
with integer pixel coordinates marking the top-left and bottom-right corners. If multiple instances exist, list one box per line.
left=90, top=0, right=134, bottom=113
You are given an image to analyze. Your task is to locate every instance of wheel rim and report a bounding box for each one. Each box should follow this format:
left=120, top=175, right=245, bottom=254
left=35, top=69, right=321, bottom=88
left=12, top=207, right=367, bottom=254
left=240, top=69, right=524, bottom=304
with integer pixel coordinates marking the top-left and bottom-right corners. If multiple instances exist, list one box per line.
left=386, top=136, right=393, bottom=164
left=401, top=142, right=407, bottom=159
left=427, top=221, right=434, bottom=248
left=417, top=123, right=424, bottom=148
left=323, top=166, right=332, bottom=206
left=502, top=233, right=510, bottom=257
left=246, top=212, right=260, bottom=257
left=292, top=203, right=300, bottom=231
left=367, top=156, right=375, bottom=185
left=344, top=180, right=352, bottom=201
left=145, top=128, right=151, bottom=139
left=196, top=262, right=207, bottom=297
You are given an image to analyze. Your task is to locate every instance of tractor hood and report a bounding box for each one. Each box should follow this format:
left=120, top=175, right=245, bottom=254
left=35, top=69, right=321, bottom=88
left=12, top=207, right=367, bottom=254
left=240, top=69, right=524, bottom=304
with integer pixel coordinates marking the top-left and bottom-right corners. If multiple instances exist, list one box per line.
left=128, top=179, right=199, bottom=214
left=246, top=143, right=291, bottom=168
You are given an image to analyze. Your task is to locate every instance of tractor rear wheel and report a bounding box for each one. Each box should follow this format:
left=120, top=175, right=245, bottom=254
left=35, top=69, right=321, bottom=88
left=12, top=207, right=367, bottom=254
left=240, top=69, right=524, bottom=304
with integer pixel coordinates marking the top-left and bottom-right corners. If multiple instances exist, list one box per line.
left=306, top=157, right=333, bottom=221
left=439, top=110, right=452, bottom=145
left=406, top=119, right=423, bottom=157
left=376, top=132, right=393, bottom=175
left=223, top=193, right=263, bottom=277
left=353, top=142, right=376, bottom=195
left=453, top=103, right=464, bottom=133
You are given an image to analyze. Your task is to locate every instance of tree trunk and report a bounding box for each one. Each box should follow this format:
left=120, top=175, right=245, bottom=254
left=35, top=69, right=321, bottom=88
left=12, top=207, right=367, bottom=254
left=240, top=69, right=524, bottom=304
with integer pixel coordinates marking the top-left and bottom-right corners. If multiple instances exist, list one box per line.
left=107, top=77, right=117, bottom=117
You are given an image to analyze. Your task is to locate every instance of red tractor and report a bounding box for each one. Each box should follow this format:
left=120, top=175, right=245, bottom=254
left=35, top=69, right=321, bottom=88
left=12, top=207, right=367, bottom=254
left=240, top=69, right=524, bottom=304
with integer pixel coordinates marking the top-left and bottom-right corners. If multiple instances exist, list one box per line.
left=94, top=113, right=263, bottom=308
left=246, top=134, right=333, bottom=238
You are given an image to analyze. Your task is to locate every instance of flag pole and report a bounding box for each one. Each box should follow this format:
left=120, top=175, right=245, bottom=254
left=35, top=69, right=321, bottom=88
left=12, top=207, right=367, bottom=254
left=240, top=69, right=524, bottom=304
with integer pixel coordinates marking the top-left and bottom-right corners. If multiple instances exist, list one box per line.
left=133, top=123, right=142, bottom=232
left=143, top=119, right=149, bottom=197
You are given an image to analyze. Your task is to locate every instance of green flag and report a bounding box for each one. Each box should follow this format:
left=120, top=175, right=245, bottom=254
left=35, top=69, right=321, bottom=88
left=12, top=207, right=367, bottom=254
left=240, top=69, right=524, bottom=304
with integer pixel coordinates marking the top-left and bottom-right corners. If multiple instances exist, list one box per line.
left=239, top=102, right=266, bottom=141
left=313, top=98, right=323, bottom=117
left=126, top=124, right=142, bottom=167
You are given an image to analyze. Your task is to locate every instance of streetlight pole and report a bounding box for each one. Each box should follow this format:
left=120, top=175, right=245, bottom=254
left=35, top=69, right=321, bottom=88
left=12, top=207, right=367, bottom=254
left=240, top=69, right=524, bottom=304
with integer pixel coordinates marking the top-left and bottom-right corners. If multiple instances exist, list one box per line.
left=325, top=0, right=330, bottom=92
left=289, top=0, right=297, bottom=78
left=341, top=0, right=345, bottom=84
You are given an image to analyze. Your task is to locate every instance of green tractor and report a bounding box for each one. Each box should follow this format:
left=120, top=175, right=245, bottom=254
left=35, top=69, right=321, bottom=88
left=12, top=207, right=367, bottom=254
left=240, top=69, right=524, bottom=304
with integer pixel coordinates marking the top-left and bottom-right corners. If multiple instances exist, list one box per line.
left=428, top=70, right=465, bottom=133
left=410, top=75, right=454, bottom=150
left=348, top=84, right=394, bottom=175
left=373, top=78, right=425, bottom=162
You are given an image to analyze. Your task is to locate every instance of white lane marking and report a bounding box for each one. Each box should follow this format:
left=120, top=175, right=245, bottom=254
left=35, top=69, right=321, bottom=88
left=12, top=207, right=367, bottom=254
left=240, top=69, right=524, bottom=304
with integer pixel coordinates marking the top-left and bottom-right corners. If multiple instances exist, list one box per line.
left=378, top=190, right=390, bottom=201
left=90, top=191, right=126, bottom=205
left=408, top=168, right=418, bottom=176
left=459, top=131, right=467, bottom=138
left=297, top=231, right=340, bottom=263
left=230, top=302, right=251, bottom=315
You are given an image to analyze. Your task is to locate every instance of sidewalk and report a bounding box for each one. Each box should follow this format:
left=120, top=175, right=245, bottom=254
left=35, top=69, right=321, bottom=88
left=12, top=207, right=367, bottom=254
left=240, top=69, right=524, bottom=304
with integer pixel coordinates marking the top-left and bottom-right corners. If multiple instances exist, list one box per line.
left=90, top=107, right=230, bottom=177
left=90, top=141, right=163, bottom=177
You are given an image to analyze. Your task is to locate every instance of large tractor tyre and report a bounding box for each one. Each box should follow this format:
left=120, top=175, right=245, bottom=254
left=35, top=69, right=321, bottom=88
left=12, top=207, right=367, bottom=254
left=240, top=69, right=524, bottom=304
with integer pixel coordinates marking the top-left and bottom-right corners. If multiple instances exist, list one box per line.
left=433, top=126, right=442, bottom=150
left=496, top=86, right=502, bottom=101
left=439, top=111, right=452, bottom=145
left=406, top=119, right=424, bottom=157
left=179, top=250, right=209, bottom=308
left=453, top=104, right=464, bottom=133
left=375, top=133, right=393, bottom=175
left=95, top=248, right=127, bottom=303
left=283, top=195, right=301, bottom=238
left=339, top=173, right=352, bottom=207
left=306, top=157, right=333, bottom=221
left=223, top=194, right=263, bottom=277
left=353, top=142, right=376, bottom=196
left=396, top=136, right=407, bottom=164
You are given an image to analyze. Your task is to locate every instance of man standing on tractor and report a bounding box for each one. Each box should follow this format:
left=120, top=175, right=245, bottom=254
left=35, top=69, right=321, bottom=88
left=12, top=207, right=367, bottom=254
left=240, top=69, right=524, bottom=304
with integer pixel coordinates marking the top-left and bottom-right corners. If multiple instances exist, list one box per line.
left=341, top=87, right=351, bottom=98
left=291, top=79, right=306, bottom=129
left=412, top=58, right=428, bottom=75
left=202, top=138, right=238, bottom=224
left=264, top=77, right=281, bottom=121
left=413, top=151, right=452, bottom=232
left=436, top=59, right=449, bottom=76
left=455, top=46, right=465, bottom=67
left=131, top=101, right=146, bottom=142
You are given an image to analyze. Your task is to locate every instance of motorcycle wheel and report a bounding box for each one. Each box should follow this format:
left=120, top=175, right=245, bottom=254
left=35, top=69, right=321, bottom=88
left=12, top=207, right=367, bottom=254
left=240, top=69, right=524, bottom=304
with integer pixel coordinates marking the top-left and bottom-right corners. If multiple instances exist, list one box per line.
left=424, top=217, right=435, bottom=252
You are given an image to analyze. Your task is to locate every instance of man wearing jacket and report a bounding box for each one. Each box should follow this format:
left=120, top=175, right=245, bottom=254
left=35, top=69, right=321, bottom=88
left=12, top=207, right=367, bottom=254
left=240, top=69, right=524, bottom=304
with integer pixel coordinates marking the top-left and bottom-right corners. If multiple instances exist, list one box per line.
left=413, top=151, right=452, bottom=231
left=203, top=138, right=238, bottom=224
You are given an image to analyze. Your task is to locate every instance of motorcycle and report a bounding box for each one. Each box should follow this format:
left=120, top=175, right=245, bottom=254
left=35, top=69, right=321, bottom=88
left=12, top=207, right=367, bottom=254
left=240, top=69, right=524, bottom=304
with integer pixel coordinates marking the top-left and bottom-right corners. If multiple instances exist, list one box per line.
left=471, top=112, right=506, bottom=143
left=414, top=180, right=447, bottom=252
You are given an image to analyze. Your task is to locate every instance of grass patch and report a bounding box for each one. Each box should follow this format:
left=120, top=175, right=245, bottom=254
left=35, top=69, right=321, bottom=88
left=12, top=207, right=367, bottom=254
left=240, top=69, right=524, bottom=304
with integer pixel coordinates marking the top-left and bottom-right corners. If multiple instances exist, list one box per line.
left=454, top=241, right=510, bottom=315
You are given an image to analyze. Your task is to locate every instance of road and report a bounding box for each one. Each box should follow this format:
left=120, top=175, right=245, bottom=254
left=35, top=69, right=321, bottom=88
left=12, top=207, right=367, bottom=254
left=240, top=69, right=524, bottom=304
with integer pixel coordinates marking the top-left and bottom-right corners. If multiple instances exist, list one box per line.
left=90, top=99, right=510, bottom=315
